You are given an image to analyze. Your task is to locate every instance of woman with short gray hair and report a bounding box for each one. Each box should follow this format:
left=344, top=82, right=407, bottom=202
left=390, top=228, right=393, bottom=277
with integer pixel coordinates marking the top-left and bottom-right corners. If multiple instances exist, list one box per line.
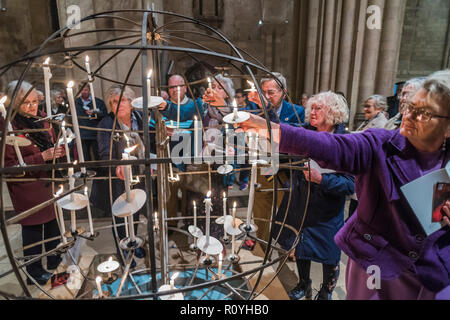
left=356, top=94, right=389, bottom=131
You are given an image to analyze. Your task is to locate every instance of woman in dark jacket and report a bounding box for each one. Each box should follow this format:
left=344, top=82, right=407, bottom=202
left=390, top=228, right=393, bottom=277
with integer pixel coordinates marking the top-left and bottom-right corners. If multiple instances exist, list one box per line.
left=2, top=81, right=65, bottom=285
left=91, top=85, right=157, bottom=267
left=273, top=92, right=354, bottom=300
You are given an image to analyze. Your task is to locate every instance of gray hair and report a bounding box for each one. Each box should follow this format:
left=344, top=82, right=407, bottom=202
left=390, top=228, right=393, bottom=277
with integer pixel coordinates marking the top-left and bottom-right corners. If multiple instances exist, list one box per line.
left=104, top=85, right=136, bottom=113
left=305, top=91, right=349, bottom=125
left=364, top=94, right=387, bottom=111
left=6, top=80, right=35, bottom=109
left=422, top=70, right=450, bottom=116
left=214, top=74, right=235, bottom=101
left=261, top=72, right=287, bottom=91
left=404, top=77, right=426, bottom=92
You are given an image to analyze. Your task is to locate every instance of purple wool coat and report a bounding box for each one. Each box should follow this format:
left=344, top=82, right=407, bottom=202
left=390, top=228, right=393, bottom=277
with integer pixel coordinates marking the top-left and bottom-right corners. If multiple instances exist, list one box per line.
left=279, top=124, right=450, bottom=292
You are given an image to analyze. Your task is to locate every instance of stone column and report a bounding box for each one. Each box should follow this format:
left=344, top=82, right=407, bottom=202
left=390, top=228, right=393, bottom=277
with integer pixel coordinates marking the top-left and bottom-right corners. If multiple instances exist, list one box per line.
left=335, top=0, right=357, bottom=96
left=303, top=0, right=321, bottom=95
left=355, top=0, right=385, bottom=121
left=319, top=0, right=336, bottom=91
left=375, top=0, right=407, bottom=96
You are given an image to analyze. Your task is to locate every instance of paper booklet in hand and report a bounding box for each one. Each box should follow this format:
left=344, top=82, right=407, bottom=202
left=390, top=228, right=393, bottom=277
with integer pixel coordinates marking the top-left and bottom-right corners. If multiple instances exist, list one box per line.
left=401, top=162, right=450, bottom=236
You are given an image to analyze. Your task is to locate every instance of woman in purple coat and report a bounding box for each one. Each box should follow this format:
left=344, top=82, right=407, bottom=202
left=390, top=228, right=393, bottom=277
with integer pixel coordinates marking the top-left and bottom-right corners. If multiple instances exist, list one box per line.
left=2, top=81, right=66, bottom=285
left=239, top=70, right=450, bottom=300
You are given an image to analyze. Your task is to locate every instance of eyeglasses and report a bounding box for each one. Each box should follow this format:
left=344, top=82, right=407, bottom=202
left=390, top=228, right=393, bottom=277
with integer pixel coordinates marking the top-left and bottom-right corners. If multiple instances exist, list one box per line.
left=400, top=104, right=450, bottom=122
left=21, top=100, right=39, bottom=108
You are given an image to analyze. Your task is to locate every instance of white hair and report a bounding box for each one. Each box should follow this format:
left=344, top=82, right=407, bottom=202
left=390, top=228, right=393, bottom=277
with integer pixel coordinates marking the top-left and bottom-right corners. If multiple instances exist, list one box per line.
left=364, top=94, right=387, bottom=111
left=305, top=91, right=349, bottom=125
left=105, top=85, right=136, bottom=113
left=6, top=80, right=35, bottom=109
left=422, top=70, right=450, bottom=116
left=214, top=74, right=235, bottom=101
left=261, top=72, right=287, bottom=91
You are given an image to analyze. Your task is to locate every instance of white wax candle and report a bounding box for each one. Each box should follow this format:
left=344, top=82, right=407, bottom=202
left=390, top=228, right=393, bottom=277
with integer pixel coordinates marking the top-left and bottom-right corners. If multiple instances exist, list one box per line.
left=167, top=143, right=174, bottom=179
left=232, top=202, right=237, bottom=228
left=67, top=81, right=86, bottom=174
left=223, top=192, right=228, bottom=239
left=95, top=276, right=103, bottom=298
left=13, top=141, right=25, bottom=166
left=232, top=234, right=235, bottom=256
left=204, top=191, right=212, bottom=246
left=177, top=86, right=180, bottom=129
left=218, top=253, right=223, bottom=277
left=124, top=216, right=129, bottom=237
left=84, top=187, right=94, bottom=236
left=147, top=69, right=152, bottom=108
left=207, top=77, right=212, bottom=90
left=68, top=167, right=75, bottom=201
left=193, top=201, right=197, bottom=227
left=71, top=210, right=76, bottom=233
left=232, top=202, right=237, bottom=256
left=194, top=116, right=199, bottom=160
left=170, top=272, right=179, bottom=290
left=246, top=162, right=257, bottom=226
left=233, top=99, right=238, bottom=119
left=55, top=185, right=67, bottom=244
left=0, top=96, right=6, bottom=118
left=61, top=121, right=71, bottom=163
left=128, top=212, right=136, bottom=242
left=43, top=57, right=52, bottom=117
left=122, top=152, right=131, bottom=202
left=85, top=56, right=97, bottom=112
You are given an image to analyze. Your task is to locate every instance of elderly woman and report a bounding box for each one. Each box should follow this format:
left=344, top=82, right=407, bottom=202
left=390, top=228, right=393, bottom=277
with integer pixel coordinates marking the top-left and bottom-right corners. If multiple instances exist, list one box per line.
left=356, top=95, right=389, bottom=131
left=91, top=85, right=151, bottom=267
left=275, top=92, right=355, bottom=300
left=385, top=77, right=426, bottom=130
left=239, top=70, right=450, bottom=300
left=1, top=81, right=65, bottom=285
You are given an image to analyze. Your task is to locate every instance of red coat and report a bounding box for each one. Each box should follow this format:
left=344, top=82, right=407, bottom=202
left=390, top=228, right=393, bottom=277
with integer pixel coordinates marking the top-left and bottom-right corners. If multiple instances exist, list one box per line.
left=1, top=116, right=57, bottom=226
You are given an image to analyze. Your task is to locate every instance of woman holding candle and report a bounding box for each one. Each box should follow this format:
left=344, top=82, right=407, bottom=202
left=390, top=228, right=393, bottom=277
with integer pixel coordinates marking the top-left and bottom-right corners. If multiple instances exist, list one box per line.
left=238, top=70, right=450, bottom=300
left=92, top=85, right=159, bottom=267
left=1, top=81, right=65, bottom=285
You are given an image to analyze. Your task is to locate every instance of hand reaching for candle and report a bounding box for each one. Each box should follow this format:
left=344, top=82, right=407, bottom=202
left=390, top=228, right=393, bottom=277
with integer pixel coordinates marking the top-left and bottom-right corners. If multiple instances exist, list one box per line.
left=41, top=146, right=65, bottom=161
left=236, top=113, right=280, bottom=143
left=116, top=165, right=125, bottom=181
left=202, top=88, right=226, bottom=107
left=158, top=101, right=167, bottom=111
left=303, top=163, right=323, bottom=185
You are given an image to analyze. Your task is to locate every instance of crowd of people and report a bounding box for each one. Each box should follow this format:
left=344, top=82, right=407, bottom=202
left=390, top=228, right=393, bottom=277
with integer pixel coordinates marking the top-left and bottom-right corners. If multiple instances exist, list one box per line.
left=1, top=68, right=449, bottom=300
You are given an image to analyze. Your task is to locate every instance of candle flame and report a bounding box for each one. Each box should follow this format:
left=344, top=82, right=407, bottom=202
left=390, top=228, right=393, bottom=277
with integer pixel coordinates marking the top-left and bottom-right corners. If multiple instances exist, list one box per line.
left=171, top=272, right=179, bottom=281
left=0, top=96, right=6, bottom=104
left=62, top=120, right=66, bottom=127
left=124, top=134, right=130, bottom=143
left=44, top=57, right=50, bottom=65
left=124, top=144, right=138, bottom=154
left=67, top=81, right=74, bottom=89
left=55, top=184, right=64, bottom=197
left=233, top=201, right=237, bottom=208
left=84, top=186, right=88, bottom=194
left=85, top=55, right=89, bottom=63
left=247, top=80, right=255, bottom=88
left=147, top=69, right=153, bottom=79
left=73, top=160, right=78, bottom=165
left=194, top=116, right=197, bottom=121
left=219, top=252, right=223, bottom=260
left=96, top=276, right=102, bottom=284
left=206, top=190, right=211, bottom=198
left=232, top=99, right=237, bottom=108
left=207, top=77, right=211, bottom=83
left=193, top=200, right=196, bottom=206
left=108, top=257, right=113, bottom=262
left=223, top=192, right=226, bottom=198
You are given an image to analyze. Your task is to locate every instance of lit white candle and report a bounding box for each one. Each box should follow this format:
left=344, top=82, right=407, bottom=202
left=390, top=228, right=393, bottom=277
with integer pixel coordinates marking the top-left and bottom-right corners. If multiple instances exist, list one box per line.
left=122, top=152, right=131, bottom=202
left=95, top=276, right=103, bottom=298
left=55, top=185, right=67, bottom=244
left=67, top=81, right=86, bottom=174
left=85, top=56, right=97, bottom=112
left=107, top=257, right=113, bottom=279
left=43, top=57, right=52, bottom=117
left=204, top=191, right=212, bottom=246
left=147, top=69, right=152, bottom=108
left=84, top=186, right=95, bottom=236
left=232, top=99, right=238, bottom=119
left=68, top=165, right=76, bottom=233
left=246, top=162, right=257, bottom=226
left=193, top=201, right=197, bottom=227
left=177, top=86, right=180, bottom=129
left=218, top=253, right=223, bottom=277
left=194, top=116, right=199, bottom=161
left=61, top=121, right=71, bottom=163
